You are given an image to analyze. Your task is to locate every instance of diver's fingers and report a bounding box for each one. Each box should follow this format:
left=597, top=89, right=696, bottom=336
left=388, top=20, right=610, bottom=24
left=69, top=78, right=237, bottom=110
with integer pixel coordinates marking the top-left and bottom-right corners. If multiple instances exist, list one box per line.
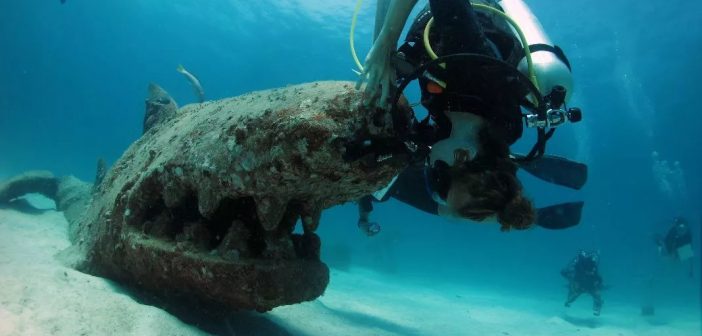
left=364, top=69, right=382, bottom=107
left=357, top=65, right=374, bottom=97
left=380, top=74, right=390, bottom=110
left=355, top=72, right=367, bottom=90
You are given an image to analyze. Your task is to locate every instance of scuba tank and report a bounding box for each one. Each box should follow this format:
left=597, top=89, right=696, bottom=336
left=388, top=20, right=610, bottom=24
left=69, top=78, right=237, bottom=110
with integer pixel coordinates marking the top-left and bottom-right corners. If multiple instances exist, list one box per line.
left=498, top=0, right=574, bottom=102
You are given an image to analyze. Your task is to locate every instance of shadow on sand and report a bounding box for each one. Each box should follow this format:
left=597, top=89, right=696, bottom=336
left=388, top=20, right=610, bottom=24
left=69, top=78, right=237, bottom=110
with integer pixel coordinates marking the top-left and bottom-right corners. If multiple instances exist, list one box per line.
left=106, top=281, right=300, bottom=336
left=0, top=198, right=55, bottom=215
left=562, top=314, right=601, bottom=328
left=316, top=300, right=421, bottom=335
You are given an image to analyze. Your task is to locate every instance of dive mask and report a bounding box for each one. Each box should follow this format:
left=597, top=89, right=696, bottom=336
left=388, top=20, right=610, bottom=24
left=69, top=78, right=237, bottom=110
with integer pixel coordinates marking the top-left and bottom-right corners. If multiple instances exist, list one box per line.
left=426, top=160, right=452, bottom=205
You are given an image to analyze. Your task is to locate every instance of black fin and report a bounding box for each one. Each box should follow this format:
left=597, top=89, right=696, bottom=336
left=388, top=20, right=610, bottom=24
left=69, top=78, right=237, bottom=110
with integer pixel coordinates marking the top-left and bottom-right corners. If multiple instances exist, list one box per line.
left=536, top=201, right=584, bottom=230
left=515, top=154, right=588, bottom=190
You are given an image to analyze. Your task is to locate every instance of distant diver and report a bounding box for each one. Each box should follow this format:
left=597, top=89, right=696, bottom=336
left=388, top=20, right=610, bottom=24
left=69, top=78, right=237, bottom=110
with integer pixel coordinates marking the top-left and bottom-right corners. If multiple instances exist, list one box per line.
left=656, top=216, right=695, bottom=277
left=561, top=250, right=604, bottom=316
left=176, top=64, right=205, bottom=103
left=657, top=216, right=694, bottom=259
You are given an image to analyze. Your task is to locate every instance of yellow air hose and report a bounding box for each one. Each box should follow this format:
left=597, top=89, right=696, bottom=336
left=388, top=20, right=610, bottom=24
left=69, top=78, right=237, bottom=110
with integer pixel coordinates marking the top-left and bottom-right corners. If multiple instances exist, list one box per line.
left=350, top=1, right=540, bottom=100
left=423, top=3, right=541, bottom=95
left=350, top=0, right=365, bottom=73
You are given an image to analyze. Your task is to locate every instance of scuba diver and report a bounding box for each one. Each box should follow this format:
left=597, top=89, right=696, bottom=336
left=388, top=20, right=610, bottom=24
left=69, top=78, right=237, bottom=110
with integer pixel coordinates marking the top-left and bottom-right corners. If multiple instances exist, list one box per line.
left=561, top=250, right=604, bottom=316
left=656, top=216, right=694, bottom=277
left=657, top=216, right=693, bottom=259
left=350, top=0, right=586, bottom=235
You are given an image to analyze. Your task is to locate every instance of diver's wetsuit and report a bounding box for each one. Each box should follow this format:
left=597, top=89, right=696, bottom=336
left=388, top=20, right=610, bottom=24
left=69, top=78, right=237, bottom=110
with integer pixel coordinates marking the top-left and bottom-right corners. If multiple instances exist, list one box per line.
left=359, top=0, right=525, bottom=219
left=359, top=166, right=439, bottom=217
left=398, top=0, right=526, bottom=146
left=664, top=223, right=693, bottom=258
left=561, top=255, right=604, bottom=315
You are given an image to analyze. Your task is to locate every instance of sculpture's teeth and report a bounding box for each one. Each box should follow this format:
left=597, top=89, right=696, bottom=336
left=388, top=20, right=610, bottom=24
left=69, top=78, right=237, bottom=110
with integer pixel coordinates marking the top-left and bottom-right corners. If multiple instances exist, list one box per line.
left=301, top=202, right=322, bottom=233
left=217, top=220, right=249, bottom=258
left=161, top=182, right=186, bottom=208
left=197, top=189, right=222, bottom=219
left=255, top=197, right=286, bottom=231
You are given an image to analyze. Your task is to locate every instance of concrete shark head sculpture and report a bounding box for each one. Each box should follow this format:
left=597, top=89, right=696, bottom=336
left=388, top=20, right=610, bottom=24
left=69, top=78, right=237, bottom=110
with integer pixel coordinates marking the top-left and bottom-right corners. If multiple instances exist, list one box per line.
left=0, top=81, right=406, bottom=312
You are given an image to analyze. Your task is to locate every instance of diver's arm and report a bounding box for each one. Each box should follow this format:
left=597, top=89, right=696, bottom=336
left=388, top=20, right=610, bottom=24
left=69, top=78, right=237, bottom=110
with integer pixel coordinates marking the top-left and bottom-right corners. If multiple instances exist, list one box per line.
left=376, top=0, right=418, bottom=46
left=373, top=0, right=391, bottom=42
left=594, top=274, right=603, bottom=289
left=359, top=0, right=419, bottom=109
left=561, top=259, right=576, bottom=279
left=358, top=195, right=374, bottom=222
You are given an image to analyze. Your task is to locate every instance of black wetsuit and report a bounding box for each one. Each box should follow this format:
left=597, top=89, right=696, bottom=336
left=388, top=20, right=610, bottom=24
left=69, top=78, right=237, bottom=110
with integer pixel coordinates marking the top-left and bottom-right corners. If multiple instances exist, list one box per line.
left=360, top=166, right=439, bottom=217
left=561, top=255, right=604, bottom=315
left=664, top=224, right=693, bottom=258
left=398, top=0, right=526, bottom=146
left=360, top=0, right=524, bottom=216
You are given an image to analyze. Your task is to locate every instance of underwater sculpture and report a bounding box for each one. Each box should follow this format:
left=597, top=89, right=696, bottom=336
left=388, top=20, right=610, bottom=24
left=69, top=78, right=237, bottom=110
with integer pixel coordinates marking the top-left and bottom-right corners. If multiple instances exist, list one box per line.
left=0, top=81, right=407, bottom=312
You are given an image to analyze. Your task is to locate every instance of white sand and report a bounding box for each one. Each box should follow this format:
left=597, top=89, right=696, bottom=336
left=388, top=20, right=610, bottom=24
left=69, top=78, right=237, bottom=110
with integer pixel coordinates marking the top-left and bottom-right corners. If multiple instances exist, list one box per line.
left=0, top=205, right=699, bottom=336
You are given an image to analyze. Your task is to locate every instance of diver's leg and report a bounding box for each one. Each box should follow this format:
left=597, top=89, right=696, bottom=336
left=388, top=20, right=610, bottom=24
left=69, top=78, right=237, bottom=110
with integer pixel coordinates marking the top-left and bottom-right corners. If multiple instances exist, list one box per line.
left=427, top=0, right=495, bottom=56
left=591, top=290, right=603, bottom=316
left=564, top=283, right=580, bottom=307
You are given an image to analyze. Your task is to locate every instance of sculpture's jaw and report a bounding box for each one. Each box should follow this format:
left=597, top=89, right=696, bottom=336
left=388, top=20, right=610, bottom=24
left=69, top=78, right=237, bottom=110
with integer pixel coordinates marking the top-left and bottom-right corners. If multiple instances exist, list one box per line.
left=90, top=173, right=329, bottom=312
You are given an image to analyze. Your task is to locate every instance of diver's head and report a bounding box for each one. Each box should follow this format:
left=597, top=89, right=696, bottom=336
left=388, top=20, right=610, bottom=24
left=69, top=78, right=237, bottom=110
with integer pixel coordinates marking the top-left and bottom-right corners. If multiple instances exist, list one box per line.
left=577, top=250, right=599, bottom=272
left=430, top=126, right=535, bottom=231
left=674, top=216, right=688, bottom=226
left=445, top=161, right=536, bottom=231
left=673, top=216, right=689, bottom=233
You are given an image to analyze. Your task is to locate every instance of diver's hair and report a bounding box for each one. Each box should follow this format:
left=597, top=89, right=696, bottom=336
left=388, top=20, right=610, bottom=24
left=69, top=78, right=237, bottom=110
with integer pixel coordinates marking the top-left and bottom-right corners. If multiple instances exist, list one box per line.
left=450, top=127, right=536, bottom=231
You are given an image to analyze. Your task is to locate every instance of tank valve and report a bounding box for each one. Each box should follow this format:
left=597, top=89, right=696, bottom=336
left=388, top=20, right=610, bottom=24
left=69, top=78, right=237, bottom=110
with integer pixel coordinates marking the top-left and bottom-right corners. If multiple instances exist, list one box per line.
left=525, top=86, right=583, bottom=129
left=525, top=107, right=582, bottom=129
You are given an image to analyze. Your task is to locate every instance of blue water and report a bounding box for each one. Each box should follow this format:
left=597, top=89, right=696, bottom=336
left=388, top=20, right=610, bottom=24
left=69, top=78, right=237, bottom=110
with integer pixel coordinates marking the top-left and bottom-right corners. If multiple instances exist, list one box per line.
left=1, top=0, right=700, bottom=333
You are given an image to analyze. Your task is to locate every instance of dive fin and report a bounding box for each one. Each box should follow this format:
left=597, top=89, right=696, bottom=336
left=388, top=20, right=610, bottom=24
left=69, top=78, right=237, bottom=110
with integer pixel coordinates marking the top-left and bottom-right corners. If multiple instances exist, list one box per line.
left=176, top=64, right=185, bottom=73
left=514, top=154, right=588, bottom=190
left=535, top=201, right=584, bottom=230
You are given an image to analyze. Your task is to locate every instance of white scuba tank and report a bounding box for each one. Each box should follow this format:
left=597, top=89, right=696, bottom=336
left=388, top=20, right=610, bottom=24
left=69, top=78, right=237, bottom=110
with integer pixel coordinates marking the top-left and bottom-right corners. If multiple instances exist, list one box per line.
left=497, top=0, right=574, bottom=102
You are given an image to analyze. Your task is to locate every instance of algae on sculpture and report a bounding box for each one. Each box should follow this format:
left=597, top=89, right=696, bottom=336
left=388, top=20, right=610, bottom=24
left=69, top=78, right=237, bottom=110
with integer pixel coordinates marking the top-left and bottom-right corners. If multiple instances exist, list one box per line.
left=0, top=81, right=409, bottom=312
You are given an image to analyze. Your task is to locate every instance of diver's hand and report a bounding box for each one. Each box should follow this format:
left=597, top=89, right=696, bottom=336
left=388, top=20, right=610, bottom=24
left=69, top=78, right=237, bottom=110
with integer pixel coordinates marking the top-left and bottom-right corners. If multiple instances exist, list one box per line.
left=357, top=38, right=397, bottom=110
left=358, top=219, right=381, bottom=237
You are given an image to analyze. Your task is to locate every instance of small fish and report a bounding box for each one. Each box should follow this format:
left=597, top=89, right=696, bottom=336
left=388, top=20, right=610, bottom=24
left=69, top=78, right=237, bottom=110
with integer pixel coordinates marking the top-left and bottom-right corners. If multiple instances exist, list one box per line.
left=176, top=64, right=205, bottom=103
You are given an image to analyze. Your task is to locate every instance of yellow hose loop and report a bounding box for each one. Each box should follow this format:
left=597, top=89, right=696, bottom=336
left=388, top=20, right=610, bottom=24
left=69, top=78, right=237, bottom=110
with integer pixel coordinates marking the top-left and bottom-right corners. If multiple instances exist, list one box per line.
left=422, top=3, right=541, bottom=95
left=350, top=0, right=365, bottom=73
left=423, top=18, right=439, bottom=61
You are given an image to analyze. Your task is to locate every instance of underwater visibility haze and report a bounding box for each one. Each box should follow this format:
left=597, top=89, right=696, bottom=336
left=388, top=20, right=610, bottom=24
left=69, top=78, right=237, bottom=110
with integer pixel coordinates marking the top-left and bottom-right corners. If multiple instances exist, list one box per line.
left=0, top=0, right=700, bottom=335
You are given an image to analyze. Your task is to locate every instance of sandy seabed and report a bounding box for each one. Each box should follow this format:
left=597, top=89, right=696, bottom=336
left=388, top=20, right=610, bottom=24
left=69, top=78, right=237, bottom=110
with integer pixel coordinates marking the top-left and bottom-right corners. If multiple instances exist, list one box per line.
left=0, top=205, right=699, bottom=336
